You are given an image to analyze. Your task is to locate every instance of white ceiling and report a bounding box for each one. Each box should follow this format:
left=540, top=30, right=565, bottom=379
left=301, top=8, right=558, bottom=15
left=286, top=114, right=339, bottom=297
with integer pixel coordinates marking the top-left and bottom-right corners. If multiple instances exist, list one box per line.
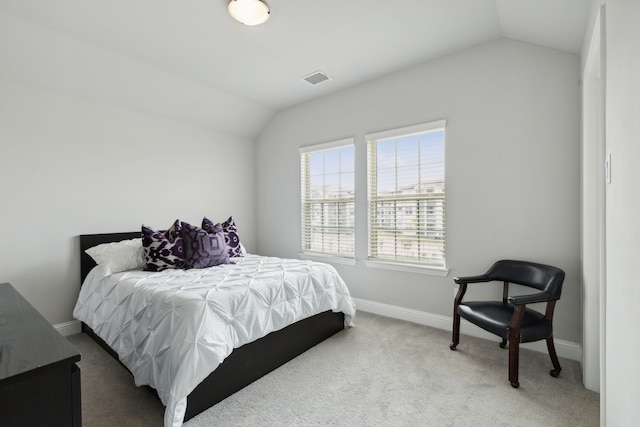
left=0, top=0, right=592, bottom=139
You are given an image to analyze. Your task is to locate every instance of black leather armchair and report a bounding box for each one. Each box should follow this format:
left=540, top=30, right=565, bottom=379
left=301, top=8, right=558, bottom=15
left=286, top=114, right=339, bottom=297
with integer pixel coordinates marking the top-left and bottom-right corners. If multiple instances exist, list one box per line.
left=450, top=260, right=565, bottom=388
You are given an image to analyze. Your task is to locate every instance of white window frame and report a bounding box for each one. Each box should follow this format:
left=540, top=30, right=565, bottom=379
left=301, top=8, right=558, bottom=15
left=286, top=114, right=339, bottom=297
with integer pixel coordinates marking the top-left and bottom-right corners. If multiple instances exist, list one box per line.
left=299, top=138, right=355, bottom=260
left=366, top=120, right=447, bottom=272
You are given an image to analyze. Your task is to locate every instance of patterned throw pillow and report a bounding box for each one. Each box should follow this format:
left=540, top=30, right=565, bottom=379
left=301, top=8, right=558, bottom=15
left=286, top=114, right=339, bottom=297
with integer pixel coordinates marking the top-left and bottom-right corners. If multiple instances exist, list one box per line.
left=203, top=216, right=245, bottom=258
left=164, top=219, right=183, bottom=242
left=141, top=219, right=185, bottom=271
left=182, top=221, right=229, bottom=268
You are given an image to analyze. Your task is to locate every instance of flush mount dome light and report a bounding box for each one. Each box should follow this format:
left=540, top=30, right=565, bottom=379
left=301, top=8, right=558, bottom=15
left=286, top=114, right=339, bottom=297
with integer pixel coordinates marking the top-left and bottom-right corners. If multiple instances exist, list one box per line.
left=228, top=0, right=270, bottom=26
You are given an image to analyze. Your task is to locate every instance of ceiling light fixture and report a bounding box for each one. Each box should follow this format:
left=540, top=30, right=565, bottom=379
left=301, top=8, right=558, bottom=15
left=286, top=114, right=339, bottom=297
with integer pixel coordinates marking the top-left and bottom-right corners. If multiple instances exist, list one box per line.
left=228, top=0, right=270, bottom=26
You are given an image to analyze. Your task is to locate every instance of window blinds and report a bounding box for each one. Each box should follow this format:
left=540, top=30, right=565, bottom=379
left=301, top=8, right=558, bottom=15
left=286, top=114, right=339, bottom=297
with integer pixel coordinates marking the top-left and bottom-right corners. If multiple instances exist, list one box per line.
left=300, top=139, right=355, bottom=257
left=366, top=121, right=446, bottom=267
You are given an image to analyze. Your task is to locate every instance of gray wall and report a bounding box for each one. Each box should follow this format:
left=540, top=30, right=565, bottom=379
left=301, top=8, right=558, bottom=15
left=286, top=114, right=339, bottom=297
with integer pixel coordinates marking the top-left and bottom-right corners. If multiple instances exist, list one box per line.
left=0, top=23, right=256, bottom=326
left=256, top=38, right=582, bottom=344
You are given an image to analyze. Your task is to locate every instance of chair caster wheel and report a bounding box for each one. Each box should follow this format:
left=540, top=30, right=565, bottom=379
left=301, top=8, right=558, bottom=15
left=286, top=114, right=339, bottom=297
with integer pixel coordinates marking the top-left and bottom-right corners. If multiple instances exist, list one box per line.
left=450, top=343, right=457, bottom=351
left=510, top=381, right=520, bottom=388
left=550, top=369, right=560, bottom=378
left=499, top=341, right=507, bottom=349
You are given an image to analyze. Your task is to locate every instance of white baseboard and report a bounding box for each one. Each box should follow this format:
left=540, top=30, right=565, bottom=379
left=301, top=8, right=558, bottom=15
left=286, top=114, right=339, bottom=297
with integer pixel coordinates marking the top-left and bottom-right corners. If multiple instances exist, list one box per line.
left=55, top=320, right=82, bottom=337
left=54, top=300, right=583, bottom=361
left=352, top=297, right=582, bottom=362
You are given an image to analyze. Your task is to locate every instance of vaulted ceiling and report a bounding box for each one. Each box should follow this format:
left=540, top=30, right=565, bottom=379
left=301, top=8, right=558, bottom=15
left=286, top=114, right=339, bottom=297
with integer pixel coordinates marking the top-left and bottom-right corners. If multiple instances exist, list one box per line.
left=0, top=0, right=592, bottom=139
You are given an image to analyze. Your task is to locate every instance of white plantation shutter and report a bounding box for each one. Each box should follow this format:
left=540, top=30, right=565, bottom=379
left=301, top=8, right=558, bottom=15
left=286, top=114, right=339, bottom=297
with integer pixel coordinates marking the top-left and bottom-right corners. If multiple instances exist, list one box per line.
left=366, top=120, right=446, bottom=268
left=300, top=138, right=355, bottom=257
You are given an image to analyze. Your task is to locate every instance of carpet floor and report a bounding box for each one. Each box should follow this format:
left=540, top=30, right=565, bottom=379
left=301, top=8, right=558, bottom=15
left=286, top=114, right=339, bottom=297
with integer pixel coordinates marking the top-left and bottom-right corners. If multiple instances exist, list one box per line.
left=67, top=311, right=599, bottom=426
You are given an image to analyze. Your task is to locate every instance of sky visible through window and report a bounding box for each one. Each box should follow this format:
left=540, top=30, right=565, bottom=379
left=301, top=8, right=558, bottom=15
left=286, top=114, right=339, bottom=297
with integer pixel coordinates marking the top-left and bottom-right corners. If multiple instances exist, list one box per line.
left=301, top=128, right=444, bottom=263
left=306, top=130, right=444, bottom=197
left=376, top=130, right=445, bottom=194
left=302, top=143, right=355, bottom=256
left=368, top=126, right=446, bottom=266
left=308, top=145, right=354, bottom=198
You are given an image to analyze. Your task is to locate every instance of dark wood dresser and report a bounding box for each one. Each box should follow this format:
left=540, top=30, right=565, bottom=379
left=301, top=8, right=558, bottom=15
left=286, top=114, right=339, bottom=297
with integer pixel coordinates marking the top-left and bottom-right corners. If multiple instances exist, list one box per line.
left=0, top=282, right=81, bottom=426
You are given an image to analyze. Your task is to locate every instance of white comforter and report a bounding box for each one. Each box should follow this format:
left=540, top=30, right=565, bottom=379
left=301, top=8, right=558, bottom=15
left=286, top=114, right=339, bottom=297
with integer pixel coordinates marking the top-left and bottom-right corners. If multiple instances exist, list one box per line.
left=73, top=254, right=355, bottom=427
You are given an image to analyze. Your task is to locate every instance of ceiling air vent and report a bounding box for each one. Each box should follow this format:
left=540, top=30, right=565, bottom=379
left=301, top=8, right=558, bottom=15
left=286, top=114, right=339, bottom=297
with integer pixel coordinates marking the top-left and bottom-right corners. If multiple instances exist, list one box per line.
left=302, top=71, right=331, bottom=86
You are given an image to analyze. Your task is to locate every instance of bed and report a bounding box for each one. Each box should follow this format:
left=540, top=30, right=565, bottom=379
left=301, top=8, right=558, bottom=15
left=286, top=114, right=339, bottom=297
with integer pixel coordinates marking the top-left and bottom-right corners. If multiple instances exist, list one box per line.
left=74, top=231, right=355, bottom=427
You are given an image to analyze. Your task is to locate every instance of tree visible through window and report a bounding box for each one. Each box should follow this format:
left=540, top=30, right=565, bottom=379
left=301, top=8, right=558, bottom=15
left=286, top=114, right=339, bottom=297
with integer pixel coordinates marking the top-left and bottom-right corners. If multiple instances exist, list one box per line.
left=300, top=139, right=355, bottom=257
left=366, top=120, right=446, bottom=268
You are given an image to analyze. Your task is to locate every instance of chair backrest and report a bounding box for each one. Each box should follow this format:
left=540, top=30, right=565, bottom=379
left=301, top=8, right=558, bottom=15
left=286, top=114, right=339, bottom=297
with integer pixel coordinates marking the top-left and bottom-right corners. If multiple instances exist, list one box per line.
left=486, top=260, right=565, bottom=301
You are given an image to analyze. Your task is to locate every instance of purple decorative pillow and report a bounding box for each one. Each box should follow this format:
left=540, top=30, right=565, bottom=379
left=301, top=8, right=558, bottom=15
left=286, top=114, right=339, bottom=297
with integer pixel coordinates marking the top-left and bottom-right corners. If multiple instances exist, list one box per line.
left=141, top=220, right=185, bottom=271
left=203, top=216, right=245, bottom=258
left=164, top=219, right=183, bottom=242
left=182, top=221, right=229, bottom=269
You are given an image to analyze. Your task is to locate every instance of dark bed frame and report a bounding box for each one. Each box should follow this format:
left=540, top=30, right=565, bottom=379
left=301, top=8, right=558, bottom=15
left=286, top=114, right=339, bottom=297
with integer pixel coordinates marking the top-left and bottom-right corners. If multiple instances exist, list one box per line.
left=79, top=232, right=346, bottom=422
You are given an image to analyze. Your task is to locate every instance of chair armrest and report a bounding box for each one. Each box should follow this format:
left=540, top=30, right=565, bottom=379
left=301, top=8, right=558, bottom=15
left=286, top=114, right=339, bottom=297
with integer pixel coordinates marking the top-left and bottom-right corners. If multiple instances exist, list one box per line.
left=507, top=291, right=553, bottom=305
left=453, top=274, right=491, bottom=285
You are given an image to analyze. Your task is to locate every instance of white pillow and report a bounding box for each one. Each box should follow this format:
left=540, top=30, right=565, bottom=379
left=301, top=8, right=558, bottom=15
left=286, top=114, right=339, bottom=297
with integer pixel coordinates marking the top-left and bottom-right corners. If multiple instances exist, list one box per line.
left=85, top=238, right=146, bottom=274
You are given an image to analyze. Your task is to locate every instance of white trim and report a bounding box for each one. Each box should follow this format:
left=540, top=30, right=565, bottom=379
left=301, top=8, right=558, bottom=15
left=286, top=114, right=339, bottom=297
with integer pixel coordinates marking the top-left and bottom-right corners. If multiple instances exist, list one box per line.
left=353, top=297, right=582, bottom=362
left=362, top=259, right=449, bottom=276
left=298, top=252, right=357, bottom=266
left=55, top=320, right=81, bottom=337
left=584, top=10, right=602, bottom=79
left=581, top=6, right=604, bottom=395
left=365, top=119, right=446, bottom=142
left=299, top=137, right=354, bottom=154
left=54, top=300, right=582, bottom=361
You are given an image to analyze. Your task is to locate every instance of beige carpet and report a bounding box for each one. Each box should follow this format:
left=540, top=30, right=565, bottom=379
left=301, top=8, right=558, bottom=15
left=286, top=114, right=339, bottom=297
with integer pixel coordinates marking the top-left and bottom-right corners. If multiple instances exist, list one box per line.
left=67, top=311, right=599, bottom=426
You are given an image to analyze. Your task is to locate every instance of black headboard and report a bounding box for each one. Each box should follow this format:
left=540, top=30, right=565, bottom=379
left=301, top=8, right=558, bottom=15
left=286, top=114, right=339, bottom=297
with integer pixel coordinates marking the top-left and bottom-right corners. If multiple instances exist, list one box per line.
left=79, top=232, right=140, bottom=284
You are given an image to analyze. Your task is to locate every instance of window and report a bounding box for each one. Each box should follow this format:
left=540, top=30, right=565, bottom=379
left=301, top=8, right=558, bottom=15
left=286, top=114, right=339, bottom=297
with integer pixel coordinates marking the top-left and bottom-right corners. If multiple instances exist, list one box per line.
left=300, top=138, right=355, bottom=258
left=366, top=120, right=446, bottom=268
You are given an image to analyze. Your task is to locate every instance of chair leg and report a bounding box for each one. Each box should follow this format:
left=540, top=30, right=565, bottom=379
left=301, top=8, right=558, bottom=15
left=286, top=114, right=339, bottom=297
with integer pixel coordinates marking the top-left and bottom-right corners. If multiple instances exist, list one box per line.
left=508, top=331, right=520, bottom=388
left=499, top=338, right=507, bottom=348
left=450, top=312, right=460, bottom=350
left=451, top=284, right=467, bottom=351
left=546, top=336, right=562, bottom=377
left=508, top=305, right=525, bottom=388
